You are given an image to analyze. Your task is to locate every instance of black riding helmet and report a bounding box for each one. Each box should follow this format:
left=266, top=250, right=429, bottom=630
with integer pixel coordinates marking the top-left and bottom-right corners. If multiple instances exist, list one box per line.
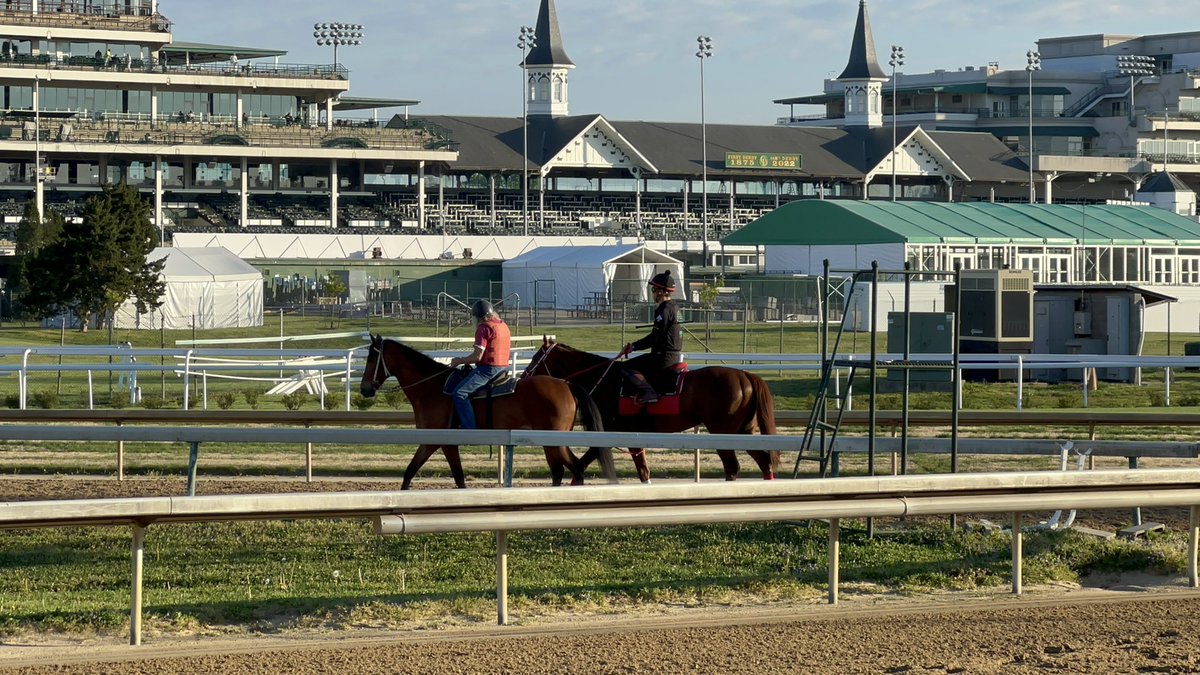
left=648, top=269, right=675, bottom=292
left=471, top=299, right=495, bottom=318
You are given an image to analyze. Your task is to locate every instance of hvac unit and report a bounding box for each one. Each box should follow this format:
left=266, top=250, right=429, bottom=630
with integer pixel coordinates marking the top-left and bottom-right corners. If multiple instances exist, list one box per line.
left=944, top=269, right=1034, bottom=380
left=945, top=269, right=1034, bottom=343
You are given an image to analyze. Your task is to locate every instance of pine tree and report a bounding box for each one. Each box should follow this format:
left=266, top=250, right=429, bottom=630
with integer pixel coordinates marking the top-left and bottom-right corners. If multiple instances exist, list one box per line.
left=11, top=200, right=61, bottom=321
left=22, top=184, right=164, bottom=331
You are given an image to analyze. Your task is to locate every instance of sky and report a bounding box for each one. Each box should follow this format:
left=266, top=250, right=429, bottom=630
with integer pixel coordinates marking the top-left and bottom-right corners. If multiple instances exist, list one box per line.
left=162, top=1, right=1188, bottom=125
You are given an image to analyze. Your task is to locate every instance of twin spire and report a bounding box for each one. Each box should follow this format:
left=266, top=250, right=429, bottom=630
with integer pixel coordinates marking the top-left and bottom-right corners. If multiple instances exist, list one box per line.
left=838, top=0, right=887, bottom=80
left=522, top=0, right=574, bottom=117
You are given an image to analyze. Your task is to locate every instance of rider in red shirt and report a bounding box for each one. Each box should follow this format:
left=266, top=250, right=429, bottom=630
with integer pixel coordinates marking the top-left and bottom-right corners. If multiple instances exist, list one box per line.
left=449, top=299, right=511, bottom=429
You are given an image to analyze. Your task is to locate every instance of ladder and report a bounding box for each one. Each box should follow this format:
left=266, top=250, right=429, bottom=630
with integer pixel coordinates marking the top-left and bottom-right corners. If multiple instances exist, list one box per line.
left=794, top=272, right=866, bottom=478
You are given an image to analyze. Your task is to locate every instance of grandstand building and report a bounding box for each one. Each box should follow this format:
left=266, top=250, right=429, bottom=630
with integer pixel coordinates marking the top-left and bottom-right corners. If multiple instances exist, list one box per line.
left=0, top=0, right=456, bottom=239
left=778, top=1, right=1200, bottom=204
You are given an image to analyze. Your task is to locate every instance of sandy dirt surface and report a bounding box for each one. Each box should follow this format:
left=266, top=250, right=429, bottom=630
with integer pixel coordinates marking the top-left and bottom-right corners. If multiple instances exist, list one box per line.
left=3, top=477, right=1198, bottom=674
left=2, top=592, right=1200, bottom=674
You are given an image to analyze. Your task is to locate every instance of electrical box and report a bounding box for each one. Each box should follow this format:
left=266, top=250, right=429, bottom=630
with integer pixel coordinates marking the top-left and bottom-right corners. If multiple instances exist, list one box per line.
left=1073, top=311, right=1092, bottom=336
left=886, top=312, right=954, bottom=384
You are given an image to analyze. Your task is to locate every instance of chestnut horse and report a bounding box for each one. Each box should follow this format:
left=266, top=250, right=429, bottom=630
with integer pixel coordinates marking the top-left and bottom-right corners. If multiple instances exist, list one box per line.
left=359, top=335, right=608, bottom=489
left=523, top=339, right=780, bottom=482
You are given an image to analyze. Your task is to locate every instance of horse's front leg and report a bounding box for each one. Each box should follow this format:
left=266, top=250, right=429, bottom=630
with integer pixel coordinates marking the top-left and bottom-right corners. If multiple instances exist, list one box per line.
left=630, top=448, right=651, bottom=484
left=442, top=445, right=467, bottom=488
left=747, top=450, right=775, bottom=480
left=401, top=443, right=441, bottom=490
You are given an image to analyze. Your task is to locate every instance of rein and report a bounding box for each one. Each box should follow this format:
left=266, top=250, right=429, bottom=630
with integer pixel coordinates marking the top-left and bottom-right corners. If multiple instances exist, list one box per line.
left=529, top=345, right=623, bottom=397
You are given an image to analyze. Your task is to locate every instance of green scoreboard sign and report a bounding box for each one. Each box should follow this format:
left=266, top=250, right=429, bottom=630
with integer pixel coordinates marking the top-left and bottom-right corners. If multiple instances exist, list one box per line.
left=724, top=152, right=803, bottom=170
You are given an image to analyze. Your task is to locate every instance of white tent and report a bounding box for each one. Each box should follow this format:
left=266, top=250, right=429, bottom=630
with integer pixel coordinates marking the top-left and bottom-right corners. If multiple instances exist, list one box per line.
left=502, top=244, right=684, bottom=309
left=115, top=247, right=263, bottom=329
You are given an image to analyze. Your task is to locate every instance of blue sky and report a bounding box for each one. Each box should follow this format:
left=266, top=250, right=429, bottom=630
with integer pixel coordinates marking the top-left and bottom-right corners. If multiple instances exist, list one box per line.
left=164, top=1, right=1186, bottom=125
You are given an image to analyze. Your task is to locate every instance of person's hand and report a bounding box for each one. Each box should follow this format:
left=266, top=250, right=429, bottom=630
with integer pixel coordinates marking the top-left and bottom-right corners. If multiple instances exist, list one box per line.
left=620, top=343, right=633, bottom=358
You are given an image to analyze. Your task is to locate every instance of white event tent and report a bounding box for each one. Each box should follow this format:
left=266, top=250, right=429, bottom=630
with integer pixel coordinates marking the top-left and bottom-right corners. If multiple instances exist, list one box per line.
left=114, top=247, right=264, bottom=329
left=502, top=244, right=684, bottom=309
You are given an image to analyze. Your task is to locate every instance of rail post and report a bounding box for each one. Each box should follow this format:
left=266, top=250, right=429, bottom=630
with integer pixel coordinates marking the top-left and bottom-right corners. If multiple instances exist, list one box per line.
left=116, top=420, right=125, bottom=481
left=130, top=523, right=145, bottom=646
left=186, top=441, right=200, bottom=496
left=1011, top=511, right=1023, bottom=595
left=828, top=517, right=840, bottom=605
left=496, top=530, right=509, bottom=626
left=305, top=422, right=314, bottom=483
left=1190, top=505, right=1199, bottom=589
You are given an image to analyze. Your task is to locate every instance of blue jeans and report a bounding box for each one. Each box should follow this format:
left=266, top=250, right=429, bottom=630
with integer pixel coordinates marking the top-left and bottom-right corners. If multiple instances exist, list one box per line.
left=452, top=365, right=506, bottom=429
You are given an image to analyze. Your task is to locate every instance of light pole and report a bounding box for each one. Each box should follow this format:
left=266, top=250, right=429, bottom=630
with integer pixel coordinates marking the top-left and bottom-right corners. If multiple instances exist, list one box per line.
left=34, top=75, right=42, bottom=218
left=313, top=22, right=363, bottom=69
left=889, top=45, right=904, bottom=201
left=696, top=35, right=713, bottom=265
left=518, top=25, right=536, bottom=236
left=1116, top=54, right=1154, bottom=126
left=1025, top=49, right=1041, bottom=204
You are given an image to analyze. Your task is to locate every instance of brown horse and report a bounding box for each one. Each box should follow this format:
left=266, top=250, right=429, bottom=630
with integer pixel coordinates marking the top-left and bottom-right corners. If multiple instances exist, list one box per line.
left=523, top=339, right=780, bottom=482
left=359, top=335, right=608, bottom=489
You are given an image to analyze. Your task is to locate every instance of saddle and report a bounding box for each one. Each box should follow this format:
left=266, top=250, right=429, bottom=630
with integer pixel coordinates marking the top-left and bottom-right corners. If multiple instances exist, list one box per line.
left=442, top=367, right=518, bottom=399
left=619, top=363, right=688, bottom=416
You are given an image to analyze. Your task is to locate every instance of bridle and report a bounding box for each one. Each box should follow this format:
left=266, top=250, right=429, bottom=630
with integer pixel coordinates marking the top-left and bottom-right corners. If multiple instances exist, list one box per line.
left=367, top=339, right=450, bottom=392
left=526, top=343, right=622, bottom=397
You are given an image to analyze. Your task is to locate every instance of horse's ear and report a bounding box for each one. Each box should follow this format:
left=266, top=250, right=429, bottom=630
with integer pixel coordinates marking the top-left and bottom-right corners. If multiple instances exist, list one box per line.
left=542, top=335, right=549, bottom=347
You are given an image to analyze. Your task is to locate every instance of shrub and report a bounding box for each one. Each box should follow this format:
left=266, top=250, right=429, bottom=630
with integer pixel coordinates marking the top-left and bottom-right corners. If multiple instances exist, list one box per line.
left=352, top=394, right=377, bottom=411
left=242, top=389, right=261, bottom=410
left=382, top=388, right=407, bottom=410
left=109, top=391, right=129, bottom=409
left=4, top=393, right=19, bottom=409
left=30, top=390, right=58, bottom=409
left=1055, top=392, right=1082, bottom=409
left=1149, top=390, right=1167, bottom=407
left=215, top=392, right=237, bottom=410
left=322, top=396, right=340, bottom=411
left=1177, top=394, right=1200, bottom=407
left=141, top=394, right=166, bottom=410
left=281, top=391, right=309, bottom=411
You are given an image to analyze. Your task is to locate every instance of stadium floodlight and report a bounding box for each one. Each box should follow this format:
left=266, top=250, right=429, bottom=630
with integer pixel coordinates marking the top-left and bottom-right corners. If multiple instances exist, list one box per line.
left=696, top=35, right=713, bottom=263
left=1025, top=49, right=1041, bottom=204
left=889, top=45, right=904, bottom=201
left=518, top=25, right=537, bottom=236
left=1117, top=55, right=1155, bottom=125
left=315, top=21, right=365, bottom=68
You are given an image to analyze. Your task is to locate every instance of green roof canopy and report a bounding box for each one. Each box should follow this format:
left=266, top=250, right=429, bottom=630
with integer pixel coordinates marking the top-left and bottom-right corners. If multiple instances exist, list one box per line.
left=161, top=41, right=287, bottom=65
left=334, top=97, right=419, bottom=112
left=722, top=201, right=1200, bottom=247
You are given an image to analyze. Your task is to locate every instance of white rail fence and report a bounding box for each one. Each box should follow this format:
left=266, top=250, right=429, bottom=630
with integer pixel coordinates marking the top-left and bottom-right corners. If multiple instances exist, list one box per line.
left=3, top=467, right=1198, bottom=646
left=6, top=344, right=1200, bottom=411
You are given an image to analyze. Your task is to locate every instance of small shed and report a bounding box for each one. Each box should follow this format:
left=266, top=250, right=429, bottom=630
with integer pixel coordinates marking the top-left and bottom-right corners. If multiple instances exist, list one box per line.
left=114, top=247, right=264, bottom=330
left=502, top=245, right=684, bottom=310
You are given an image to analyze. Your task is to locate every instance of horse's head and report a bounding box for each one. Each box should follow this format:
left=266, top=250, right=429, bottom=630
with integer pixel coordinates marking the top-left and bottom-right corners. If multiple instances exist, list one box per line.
left=360, top=333, right=388, bottom=398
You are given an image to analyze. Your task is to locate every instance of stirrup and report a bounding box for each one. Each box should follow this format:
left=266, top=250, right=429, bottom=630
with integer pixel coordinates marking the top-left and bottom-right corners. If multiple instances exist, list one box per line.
left=636, top=393, right=659, bottom=405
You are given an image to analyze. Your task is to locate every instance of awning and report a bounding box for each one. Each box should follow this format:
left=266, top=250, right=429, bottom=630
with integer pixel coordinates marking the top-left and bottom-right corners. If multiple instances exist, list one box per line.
left=773, top=93, right=840, bottom=105
left=977, top=125, right=1100, bottom=137
left=334, top=97, right=419, bottom=112
left=988, top=86, right=1072, bottom=96
left=161, top=41, right=287, bottom=65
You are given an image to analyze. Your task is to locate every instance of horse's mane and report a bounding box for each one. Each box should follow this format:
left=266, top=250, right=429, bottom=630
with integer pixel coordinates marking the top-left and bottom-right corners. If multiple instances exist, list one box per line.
left=549, top=342, right=607, bottom=364
left=383, top=338, right=450, bottom=373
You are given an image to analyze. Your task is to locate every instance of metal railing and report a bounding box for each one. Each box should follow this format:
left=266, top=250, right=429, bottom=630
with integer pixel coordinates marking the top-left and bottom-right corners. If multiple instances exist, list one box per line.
left=0, top=2, right=171, bottom=32
left=0, top=53, right=346, bottom=80
left=0, top=461, right=1196, bottom=643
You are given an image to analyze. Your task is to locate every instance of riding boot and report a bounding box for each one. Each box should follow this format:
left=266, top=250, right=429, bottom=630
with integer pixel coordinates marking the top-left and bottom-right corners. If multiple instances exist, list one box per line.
left=627, top=372, right=659, bottom=405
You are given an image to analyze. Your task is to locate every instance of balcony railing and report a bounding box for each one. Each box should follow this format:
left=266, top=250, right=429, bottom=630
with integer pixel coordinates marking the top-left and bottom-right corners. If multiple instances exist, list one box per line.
left=0, top=1, right=171, bottom=33
left=0, top=114, right=457, bottom=152
left=0, top=52, right=348, bottom=81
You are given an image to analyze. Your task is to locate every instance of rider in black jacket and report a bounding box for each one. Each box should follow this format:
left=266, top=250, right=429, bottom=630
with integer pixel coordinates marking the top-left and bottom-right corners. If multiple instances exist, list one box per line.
left=620, top=269, right=682, bottom=405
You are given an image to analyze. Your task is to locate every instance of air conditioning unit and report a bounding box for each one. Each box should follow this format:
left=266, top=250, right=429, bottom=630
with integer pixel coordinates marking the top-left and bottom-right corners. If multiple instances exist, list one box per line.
left=944, top=269, right=1034, bottom=343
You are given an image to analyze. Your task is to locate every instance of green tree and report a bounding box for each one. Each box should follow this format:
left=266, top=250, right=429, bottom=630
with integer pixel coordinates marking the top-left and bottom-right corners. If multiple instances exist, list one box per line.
left=11, top=200, right=63, bottom=321
left=321, top=273, right=347, bottom=329
left=23, top=184, right=164, bottom=331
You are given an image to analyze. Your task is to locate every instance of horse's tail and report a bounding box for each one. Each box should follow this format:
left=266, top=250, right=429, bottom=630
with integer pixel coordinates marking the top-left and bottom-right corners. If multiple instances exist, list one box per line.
left=749, top=373, right=781, bottom=471
left=568, top=382, right=616, bottom=482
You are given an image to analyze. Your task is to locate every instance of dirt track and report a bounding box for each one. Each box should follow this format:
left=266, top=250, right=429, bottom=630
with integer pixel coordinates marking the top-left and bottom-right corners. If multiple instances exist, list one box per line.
left=3, top=592, right=1200, bottom=674
left=3, top=478, right=1199, bottom=673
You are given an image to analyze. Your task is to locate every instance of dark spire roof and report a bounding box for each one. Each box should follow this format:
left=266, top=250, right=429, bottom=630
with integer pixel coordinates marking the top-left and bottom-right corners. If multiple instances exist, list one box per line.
left=838, top=0, right=887, bottom=80
left=1138, top=171, right=1195, bottom=194
left=523, top=0, right=574, bottom=68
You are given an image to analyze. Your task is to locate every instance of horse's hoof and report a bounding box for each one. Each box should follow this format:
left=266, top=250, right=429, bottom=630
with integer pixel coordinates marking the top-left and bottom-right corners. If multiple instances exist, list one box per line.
left=570, top=478, right=583, bottom=486
left=764, top=472, right=775, bottom=481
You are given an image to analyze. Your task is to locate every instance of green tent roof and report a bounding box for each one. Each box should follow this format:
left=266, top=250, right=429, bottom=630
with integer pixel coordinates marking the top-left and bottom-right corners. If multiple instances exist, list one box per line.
left=722, top=200, right=1200, bottom=247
